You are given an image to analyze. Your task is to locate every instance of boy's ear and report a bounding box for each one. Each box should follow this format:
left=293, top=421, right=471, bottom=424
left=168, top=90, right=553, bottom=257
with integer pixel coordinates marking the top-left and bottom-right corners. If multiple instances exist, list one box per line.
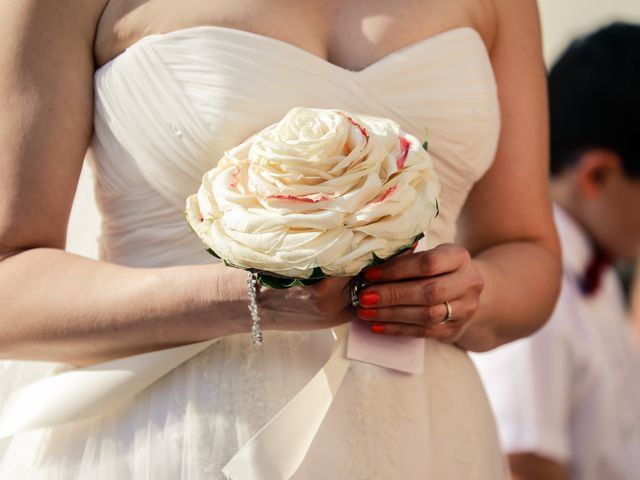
left=575, top=149, right=621, bottom=198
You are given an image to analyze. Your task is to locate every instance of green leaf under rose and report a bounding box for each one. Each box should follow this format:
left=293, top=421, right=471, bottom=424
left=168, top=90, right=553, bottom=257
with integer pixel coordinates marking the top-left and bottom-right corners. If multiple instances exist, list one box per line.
left=203, top=232, right=427, bottom=288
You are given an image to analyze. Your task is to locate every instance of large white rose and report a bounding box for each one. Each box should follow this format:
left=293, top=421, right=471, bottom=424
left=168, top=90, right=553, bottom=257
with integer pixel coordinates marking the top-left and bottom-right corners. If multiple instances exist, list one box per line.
left=185, top=107, right=440, bottom=282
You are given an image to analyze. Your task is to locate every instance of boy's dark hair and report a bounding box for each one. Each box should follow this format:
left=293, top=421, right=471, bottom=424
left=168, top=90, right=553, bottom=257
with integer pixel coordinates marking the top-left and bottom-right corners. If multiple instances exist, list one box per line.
left=549, top=22, right=640, bottom=177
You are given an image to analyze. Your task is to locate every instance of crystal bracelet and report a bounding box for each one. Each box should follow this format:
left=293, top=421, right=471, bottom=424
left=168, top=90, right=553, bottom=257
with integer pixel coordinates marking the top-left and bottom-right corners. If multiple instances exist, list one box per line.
left=246, top=272, right=263, bottom=345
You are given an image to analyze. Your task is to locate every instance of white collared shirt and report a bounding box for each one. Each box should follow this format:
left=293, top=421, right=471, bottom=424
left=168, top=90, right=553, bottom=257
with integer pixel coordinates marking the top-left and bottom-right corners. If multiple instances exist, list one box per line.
left=471, top=204, right=640, bottom=480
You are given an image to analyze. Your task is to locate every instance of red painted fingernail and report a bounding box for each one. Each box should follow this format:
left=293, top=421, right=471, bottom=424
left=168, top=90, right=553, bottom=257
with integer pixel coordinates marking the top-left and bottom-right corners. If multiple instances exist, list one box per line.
left=363, top=267, right=383, bottom=281
left=357, top=307, right=377, bottom=319
left=360, top=292, right=380, bottom=306
left=371, top=323, right=385, bottom=334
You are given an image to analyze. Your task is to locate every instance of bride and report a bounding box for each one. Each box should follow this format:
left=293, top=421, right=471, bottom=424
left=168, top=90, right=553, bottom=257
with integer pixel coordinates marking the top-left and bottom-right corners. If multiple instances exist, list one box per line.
left=0, top=0, right=560, bottom=478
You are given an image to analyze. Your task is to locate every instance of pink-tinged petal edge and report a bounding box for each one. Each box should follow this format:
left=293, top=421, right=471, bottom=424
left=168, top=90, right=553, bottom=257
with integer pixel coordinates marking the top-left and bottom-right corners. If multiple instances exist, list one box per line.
left=337, top=111, right=369, bottom=145
left=396, top=137, right=411, bottom=170
left=229, top=166, right=241, bottom=189
left=368, top=185, right=398, bottom=205
left=268, top=193, right=332, bottom=203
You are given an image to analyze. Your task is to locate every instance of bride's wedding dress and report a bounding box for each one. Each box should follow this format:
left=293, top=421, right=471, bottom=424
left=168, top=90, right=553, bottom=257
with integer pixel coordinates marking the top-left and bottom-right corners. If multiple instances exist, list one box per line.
left=0, top=25, right=506, bottom=479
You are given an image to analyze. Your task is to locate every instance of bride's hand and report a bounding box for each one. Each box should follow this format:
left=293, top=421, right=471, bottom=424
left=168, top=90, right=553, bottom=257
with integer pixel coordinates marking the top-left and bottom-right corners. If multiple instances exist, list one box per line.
left=258, top=276, right=354, bottom=331
left=354, top=244, right=484, bottom=343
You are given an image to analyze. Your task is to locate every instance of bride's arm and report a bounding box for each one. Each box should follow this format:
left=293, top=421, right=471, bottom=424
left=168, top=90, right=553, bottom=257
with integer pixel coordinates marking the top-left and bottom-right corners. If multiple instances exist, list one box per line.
left=0, top=2, right=351, bottom=367
left=354, top=0, right=561, bottom=351
left=0, top=2, right=250, bottom=366
left=454, top=0, right=561, bottom=350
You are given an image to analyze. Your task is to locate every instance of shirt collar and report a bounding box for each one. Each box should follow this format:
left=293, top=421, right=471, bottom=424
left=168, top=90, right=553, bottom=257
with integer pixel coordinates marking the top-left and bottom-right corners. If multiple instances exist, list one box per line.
left=553, top=203, right=595, bottom=276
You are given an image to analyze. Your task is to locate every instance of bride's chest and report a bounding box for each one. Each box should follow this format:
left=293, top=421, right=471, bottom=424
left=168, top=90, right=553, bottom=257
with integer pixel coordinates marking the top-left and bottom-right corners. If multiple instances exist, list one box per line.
left=94, top=0, right=493, bottom=72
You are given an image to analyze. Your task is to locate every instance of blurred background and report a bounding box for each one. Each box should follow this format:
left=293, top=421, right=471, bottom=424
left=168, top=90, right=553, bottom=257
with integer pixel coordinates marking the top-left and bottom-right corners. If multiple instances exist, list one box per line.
left=539, top=0, right=640, bottom=64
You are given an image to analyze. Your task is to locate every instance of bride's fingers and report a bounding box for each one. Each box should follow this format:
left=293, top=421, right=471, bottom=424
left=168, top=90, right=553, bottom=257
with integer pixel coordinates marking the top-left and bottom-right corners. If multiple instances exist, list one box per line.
left=356, top=297, right=472, bottom=327
left=362, top=244, right=468, bottom=282
left=368, top=321, right=461, bottom=343
left=358, top=274, right=466, bottom=307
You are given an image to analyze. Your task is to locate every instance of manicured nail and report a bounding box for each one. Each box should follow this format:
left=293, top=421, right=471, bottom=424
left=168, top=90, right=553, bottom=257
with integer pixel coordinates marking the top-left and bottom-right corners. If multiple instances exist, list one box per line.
left=360, top=291, right=380, bottom=306
left=357, top=308, right=377, bottom=319
left=371, top=323, right=385, bottom=334
left=363, top=267, right=383, bottom=281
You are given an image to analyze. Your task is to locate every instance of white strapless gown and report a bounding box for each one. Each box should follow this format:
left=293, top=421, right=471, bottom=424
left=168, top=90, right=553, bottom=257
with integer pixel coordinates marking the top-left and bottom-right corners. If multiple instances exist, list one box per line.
left=0, top=25, right=506, bottom=479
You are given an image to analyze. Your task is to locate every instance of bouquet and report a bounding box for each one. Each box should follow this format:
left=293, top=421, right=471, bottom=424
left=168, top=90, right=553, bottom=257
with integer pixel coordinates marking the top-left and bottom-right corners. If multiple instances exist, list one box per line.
left=185, top=107, right=440, bottom=288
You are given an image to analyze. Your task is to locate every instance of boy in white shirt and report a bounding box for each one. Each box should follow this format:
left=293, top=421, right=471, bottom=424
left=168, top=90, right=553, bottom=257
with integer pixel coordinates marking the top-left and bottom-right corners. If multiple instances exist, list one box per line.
left=472, top=23, right=640, bottom=480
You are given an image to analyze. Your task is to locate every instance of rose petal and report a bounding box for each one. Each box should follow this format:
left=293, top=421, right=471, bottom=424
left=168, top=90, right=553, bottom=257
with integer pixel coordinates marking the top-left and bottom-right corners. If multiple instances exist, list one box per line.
left=395, top=137, right=411, bottom=170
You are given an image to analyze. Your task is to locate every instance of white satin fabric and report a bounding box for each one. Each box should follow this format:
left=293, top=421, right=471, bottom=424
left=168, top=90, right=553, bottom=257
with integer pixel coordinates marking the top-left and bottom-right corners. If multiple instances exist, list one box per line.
left=0, top=25, right=506, bottom=479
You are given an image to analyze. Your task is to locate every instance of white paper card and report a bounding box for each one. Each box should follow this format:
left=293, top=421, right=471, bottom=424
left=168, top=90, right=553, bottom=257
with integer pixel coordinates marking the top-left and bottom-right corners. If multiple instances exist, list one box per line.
left=346, top=320, right=424, bottom=374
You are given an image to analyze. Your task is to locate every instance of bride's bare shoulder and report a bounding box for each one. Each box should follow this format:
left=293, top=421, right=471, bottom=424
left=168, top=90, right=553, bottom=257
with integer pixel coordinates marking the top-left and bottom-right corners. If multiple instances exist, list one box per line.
left=0, top=0, right=108, bottom=46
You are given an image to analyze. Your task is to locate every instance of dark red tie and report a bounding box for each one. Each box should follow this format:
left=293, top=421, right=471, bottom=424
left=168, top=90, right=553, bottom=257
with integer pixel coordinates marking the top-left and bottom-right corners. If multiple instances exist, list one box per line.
left=580, top=247, right=612, bottom=296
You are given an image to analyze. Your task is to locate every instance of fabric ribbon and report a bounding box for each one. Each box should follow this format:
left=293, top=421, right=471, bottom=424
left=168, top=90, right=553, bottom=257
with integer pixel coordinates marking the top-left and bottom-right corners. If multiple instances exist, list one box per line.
left=0, top=325, right=350, bottom=479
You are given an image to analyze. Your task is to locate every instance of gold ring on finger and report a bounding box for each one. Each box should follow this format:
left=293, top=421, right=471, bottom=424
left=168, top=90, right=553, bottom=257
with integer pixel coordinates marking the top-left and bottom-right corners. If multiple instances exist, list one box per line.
left=439, top=300, right=453, bottom=325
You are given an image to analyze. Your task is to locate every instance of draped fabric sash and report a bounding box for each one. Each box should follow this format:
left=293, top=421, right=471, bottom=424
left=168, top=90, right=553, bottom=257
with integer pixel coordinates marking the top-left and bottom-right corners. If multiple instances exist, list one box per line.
left=0, top=325, right=350, bottom=479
